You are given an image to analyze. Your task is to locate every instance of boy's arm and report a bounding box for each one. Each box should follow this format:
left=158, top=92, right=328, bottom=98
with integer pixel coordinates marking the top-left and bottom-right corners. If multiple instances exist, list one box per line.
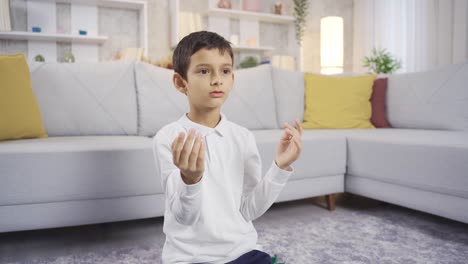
left=239, top=131, right=293, bottom=222
left=153, top=130, right=203, bottom=226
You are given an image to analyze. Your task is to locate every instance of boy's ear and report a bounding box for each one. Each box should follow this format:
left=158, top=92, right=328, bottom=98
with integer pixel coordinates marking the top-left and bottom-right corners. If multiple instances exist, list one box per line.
left=173, top=72, right=188, bottom=95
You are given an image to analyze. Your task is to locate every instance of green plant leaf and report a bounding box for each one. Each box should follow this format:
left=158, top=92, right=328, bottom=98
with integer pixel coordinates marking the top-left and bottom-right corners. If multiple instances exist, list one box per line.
left=362, top=47, right=401, bottom=74
left=293, top=0, right=309, bottom=45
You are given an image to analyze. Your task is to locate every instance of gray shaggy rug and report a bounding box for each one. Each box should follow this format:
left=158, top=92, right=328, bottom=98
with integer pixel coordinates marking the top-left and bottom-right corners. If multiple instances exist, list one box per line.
left=1, top=194, right=467, bottom=264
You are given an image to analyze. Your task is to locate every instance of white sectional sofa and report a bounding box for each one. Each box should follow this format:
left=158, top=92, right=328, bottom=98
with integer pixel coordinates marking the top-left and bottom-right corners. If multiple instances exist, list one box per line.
left=1, top=61, right=467, bottom=233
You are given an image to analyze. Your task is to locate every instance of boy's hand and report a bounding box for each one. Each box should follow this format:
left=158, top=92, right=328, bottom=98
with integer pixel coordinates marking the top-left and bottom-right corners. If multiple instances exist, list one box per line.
left=171, top=128, right=206, bottom=185
left=275, top=118, right=303, bottom=170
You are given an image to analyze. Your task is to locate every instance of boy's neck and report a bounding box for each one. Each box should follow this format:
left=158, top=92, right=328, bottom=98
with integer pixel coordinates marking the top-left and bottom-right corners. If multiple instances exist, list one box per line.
left=187, top=109, right=221, bottom=128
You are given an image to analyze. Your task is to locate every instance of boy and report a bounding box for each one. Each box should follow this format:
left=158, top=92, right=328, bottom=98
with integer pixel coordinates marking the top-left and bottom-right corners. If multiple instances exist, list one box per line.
left=153, top=31, right=303, bottom=264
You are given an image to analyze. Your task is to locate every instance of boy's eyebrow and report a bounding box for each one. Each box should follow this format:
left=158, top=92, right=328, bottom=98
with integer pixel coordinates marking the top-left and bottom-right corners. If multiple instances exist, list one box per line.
left=195, top=63, right=233, bottom=68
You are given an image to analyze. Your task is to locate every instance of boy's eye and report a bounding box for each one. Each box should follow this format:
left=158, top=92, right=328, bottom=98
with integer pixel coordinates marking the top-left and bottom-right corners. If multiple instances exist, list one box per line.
left=223, top=69, right=231, bottom=74
left=200, top=69, right=209, bottom=74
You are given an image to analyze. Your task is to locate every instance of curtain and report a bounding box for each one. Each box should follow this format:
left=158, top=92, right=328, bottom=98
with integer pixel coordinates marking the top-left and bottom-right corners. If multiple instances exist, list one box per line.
left=353, top=0, right=468, bottom=73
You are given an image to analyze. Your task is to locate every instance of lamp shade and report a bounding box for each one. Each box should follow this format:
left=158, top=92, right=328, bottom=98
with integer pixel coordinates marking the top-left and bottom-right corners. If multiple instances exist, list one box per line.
left=320, top=16, right=344, bottom=74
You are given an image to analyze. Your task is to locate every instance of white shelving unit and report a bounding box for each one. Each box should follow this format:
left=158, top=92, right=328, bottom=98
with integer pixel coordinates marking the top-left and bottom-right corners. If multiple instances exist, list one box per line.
left=206, top=7, right=294, bottom=24
left=0, top=0, right=147, bottom=62
left=0, top=31, right=108, bottom=44
left=170, top=0, right=301, bottom=71
left=233, top=45, right=274, bottom=52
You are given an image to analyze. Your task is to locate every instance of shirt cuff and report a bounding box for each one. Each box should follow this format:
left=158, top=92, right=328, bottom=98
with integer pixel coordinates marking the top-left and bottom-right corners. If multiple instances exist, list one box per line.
left=268, top=160, right=294, bottom=185
left=178, top=171, right=203, bottom=197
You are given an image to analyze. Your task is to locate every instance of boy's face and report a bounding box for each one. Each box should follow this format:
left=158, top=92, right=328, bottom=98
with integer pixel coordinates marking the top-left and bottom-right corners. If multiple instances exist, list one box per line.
left=174, top=48, right=234, bottom=111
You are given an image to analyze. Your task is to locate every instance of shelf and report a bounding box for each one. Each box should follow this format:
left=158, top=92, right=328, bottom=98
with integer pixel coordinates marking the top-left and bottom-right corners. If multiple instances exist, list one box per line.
left=206, top=8, right=295, bottom=24
left=170, top=43, right=274, bottom=52
left=232, top=45, right=274, bottom=52
left=26, top=0, right=146, bottom=10
left=0, top=31, right=108, bottom=44
left=170, top=0, right=301, bottom=70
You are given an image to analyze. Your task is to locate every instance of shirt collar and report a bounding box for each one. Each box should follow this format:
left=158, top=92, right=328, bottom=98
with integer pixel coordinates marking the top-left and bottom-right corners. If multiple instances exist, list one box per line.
left=178, top=112, right=228, bottom=137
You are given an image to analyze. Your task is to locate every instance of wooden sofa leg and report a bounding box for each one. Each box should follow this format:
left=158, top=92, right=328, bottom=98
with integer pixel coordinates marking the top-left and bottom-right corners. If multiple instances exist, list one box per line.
left=325, top=194, right=336, bottom=211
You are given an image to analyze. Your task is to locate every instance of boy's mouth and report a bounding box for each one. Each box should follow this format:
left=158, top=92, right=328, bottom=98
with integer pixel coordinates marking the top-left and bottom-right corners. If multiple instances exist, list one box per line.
left=209, top=91, right=224, bottom=98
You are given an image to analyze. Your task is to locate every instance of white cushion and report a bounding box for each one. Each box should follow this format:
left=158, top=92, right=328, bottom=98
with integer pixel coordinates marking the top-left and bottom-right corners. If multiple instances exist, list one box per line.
left=223, top=64, right=279, bottom=129
left=344, top=128, right=468, bottom=199
left=28, top=61, right=137, bottom=136
left=252, top=129, right=347, bottom=181
left=271, top=66, right=304, bottom=127
left=134, top=62, right=189, bottom=137
left=387, top=61, right=468, bottom=131
left=0, top=136, right=161, bottom=206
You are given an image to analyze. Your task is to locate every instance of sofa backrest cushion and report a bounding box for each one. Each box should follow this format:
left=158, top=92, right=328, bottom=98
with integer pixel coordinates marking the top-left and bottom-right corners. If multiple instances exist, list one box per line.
left=271, top=66, right=305, bottom=127
left=302, top=73, right=376, bottom=129
left=370, top=78, right=392, bottom=128
left=135, top=63, right=278, bottom=135
left=1, top=54, right=47, bottom=141
left=222, top=64, right=279, bottom=129
left=387, top=61, right=468, bottom=131
left=134, top=62, right=188, bottom=137
left=28, top=60, right=137, bottom=136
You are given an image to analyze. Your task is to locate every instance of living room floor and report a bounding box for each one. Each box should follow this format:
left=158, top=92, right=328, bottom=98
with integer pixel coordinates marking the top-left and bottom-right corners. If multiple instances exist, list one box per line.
left=1, top=193, right=467, bottom=264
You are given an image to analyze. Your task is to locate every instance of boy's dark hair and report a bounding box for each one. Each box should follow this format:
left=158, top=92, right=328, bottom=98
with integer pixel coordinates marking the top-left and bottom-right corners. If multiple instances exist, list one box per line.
left=173, top=31, right=234, bottom=81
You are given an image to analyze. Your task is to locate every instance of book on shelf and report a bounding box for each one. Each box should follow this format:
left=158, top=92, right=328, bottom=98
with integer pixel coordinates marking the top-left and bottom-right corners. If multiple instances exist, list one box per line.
left=0, top=0, right=12, bottom=32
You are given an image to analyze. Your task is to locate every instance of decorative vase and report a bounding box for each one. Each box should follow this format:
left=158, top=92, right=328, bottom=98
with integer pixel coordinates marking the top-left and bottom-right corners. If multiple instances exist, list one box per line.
left=274, top=1, right=282, bottom=15
left=217, top=0, right=232, bottom=9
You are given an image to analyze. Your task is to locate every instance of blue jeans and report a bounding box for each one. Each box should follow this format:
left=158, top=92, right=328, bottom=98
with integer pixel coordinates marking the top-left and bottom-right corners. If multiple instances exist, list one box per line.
left=225, top=250, right=272, bottom=264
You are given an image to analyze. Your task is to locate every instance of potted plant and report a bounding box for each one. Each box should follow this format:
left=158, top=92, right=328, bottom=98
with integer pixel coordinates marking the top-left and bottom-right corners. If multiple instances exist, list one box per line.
left=363, top=48, right=402, bottom=74
left=64, top=52, right=75, bottom=63
left=293, top=0, right=309, bottom=45
left=34, top=54, right=45, bottom=62
left=239, top=56, right=259, bottom=69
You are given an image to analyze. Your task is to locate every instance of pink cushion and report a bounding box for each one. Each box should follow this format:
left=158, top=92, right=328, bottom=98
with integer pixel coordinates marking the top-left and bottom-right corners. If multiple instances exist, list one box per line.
left=370, top=78, right=392, bottom=128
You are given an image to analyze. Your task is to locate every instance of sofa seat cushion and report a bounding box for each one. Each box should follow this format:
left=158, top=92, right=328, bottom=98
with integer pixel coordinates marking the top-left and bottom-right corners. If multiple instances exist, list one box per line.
left=344, top=129, right=468, bottom=199
left=0, top=136, right=160, bottom=206
left=252, top=130, right=347, bottom=181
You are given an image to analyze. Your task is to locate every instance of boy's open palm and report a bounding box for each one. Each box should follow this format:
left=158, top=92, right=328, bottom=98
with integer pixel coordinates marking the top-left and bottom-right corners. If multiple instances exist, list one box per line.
left=275, top=118, right=303, bottom=170
left=171, top=128, right=206, bottom=184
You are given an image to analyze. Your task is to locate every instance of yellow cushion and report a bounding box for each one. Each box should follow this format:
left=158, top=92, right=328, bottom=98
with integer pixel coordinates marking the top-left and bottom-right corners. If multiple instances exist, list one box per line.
left=303, top=73, right=377, bottom=129
left=0, top=54, right=47, bottom=141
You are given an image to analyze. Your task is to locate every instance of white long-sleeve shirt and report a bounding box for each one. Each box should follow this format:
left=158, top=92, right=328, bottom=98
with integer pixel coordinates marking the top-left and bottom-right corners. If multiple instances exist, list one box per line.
left=152, top=112, right=293, bottom=264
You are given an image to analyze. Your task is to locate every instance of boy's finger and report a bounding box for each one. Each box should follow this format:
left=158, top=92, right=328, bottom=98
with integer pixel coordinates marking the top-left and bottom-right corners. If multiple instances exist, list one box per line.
left=188, top=134, right=202, bottom=170
left=280, top=128, right=291, bottom=141
left=172, top=132, right=185, bottom=165
left=180, top=129, right=196, bottom=167
left=293, top=135, right=302, bottom=154
left=293, top=133, right=302, bottom=149
left=171, top=132, right=183, bottom=150
left=284, top=123, right=300, bottom=138
left=197, top=140, right=206, bottom=171
left=295, top=118, right=303, bottom=135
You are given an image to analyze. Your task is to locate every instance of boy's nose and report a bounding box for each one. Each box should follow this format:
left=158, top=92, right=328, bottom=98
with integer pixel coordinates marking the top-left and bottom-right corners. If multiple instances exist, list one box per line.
left=210, top=78, right=223, bottom=86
